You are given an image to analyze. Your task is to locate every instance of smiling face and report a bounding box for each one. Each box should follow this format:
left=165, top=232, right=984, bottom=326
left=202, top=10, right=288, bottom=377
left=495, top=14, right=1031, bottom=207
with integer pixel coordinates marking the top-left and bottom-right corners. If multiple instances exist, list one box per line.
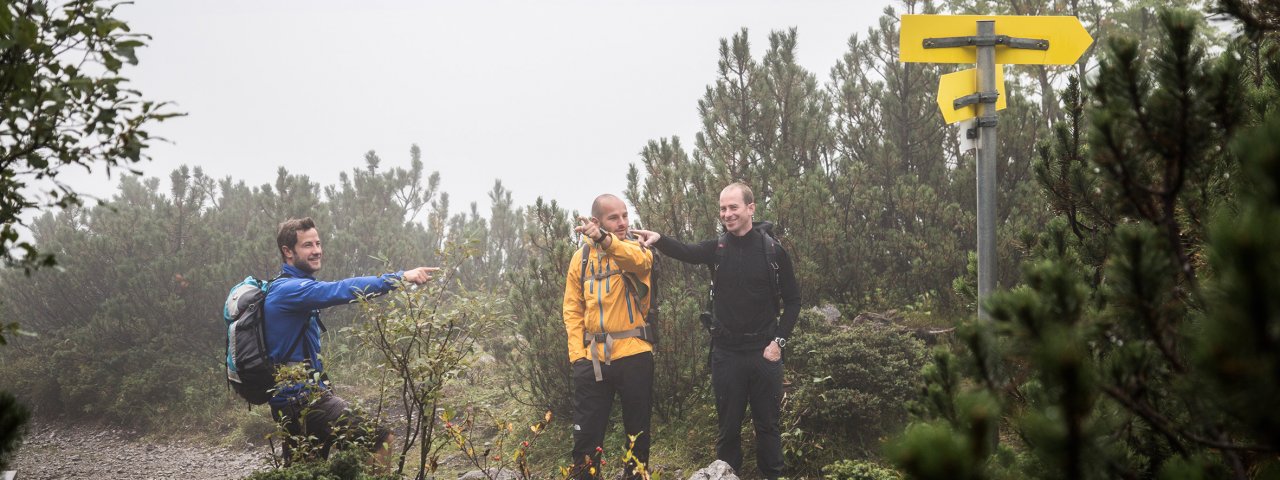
left=719, top=185, right=755, bottom=236
left=282, top=228, right=323, bottom=274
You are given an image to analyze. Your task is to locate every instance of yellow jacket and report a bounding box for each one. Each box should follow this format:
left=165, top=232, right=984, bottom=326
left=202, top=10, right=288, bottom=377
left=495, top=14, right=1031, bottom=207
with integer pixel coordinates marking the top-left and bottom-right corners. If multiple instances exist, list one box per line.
left=563, top=232, right=654, bottom=363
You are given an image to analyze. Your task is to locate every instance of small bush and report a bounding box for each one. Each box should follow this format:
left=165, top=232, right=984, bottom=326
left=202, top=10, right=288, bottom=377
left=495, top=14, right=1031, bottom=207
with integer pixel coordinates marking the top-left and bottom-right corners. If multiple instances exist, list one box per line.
left=244, top=449, right=396, bottom=480
left=0, top=326, right=226, bottom=429
left=822, top=459, right=904, bottom=480
left=783, top=309, right=929, bottom=475
left=0, top=327, right=226, bottom=429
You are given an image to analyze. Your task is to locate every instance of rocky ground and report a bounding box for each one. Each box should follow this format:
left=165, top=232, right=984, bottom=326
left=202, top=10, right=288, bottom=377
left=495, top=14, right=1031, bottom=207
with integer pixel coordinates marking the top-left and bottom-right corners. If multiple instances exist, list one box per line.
left=7, top=421, right=734, bottom=480
left=9, top=421, right=268, bottom=480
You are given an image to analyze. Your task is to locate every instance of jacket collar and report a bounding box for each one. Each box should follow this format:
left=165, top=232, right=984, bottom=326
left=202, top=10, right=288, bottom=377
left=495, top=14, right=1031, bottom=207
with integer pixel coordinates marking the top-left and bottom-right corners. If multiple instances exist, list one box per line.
left=728, top=220, right=775, bottom=243
left=725, top=226, right=762, bottom=246
left=279, top=263, right=313, bottom=279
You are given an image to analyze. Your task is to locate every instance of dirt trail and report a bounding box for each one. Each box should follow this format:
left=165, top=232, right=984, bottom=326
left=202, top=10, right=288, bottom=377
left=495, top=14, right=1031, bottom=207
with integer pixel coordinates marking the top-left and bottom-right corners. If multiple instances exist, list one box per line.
left=10, top=421, right=267, bottom=480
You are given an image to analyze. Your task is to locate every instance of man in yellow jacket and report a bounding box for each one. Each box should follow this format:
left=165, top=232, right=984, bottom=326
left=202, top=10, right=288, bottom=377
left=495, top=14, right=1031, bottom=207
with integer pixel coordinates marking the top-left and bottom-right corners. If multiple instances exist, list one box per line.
left=563, top=193, right=655, bottom=479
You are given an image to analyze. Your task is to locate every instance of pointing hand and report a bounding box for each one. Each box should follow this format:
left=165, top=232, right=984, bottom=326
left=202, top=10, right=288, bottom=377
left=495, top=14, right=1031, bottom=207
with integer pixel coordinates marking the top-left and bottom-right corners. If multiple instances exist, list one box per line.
left=630, top=229, right=661, bottom=247
left=574, top=217, right=605, bottom=242
left=403, top=267, right=440, bottom=285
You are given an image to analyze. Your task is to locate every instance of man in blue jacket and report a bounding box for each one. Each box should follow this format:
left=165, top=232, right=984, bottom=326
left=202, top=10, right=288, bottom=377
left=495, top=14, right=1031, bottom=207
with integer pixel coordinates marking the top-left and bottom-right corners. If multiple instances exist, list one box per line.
left=266, top=217, right=437, bottom=465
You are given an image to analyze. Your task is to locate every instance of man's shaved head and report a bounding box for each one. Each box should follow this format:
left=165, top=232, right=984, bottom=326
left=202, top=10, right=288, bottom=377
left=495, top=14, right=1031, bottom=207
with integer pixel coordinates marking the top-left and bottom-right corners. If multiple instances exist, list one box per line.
left=591, top=194, right=624, bottom=219
left=721, top=182, right=754, bottom=205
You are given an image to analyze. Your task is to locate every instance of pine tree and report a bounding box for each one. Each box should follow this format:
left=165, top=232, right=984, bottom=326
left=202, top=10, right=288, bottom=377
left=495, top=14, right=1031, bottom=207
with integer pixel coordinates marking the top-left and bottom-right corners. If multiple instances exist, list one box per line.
left=500, top=198, right=578, bottom=420
left=626, top=136, right=718, bottom=419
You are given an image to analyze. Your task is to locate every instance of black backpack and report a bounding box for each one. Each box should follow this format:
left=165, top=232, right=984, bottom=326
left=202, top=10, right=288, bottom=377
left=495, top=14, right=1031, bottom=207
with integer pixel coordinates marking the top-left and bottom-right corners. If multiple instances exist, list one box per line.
left=222, top=274, right=309, bottom=405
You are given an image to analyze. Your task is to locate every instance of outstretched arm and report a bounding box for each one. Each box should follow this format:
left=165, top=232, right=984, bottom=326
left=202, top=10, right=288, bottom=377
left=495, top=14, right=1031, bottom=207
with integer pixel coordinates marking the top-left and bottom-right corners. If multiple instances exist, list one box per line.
left=633, top=229, right=716, bottom=265
left=275, top=266, right=439, bottom=310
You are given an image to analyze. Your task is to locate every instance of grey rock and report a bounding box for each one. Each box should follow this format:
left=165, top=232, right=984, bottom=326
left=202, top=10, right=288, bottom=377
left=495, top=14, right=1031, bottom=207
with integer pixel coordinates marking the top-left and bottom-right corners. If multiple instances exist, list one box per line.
left=687, top=460, right=739, bottom=480
left=813, top=304, right=842, bottom=324
left=459, top=469, right=519, bottom=480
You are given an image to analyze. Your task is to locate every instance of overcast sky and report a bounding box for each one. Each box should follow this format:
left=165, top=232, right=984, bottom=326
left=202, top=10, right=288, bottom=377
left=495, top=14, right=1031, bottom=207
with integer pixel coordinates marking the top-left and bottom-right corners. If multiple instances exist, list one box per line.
left=59, top=0, right=891, bottom=223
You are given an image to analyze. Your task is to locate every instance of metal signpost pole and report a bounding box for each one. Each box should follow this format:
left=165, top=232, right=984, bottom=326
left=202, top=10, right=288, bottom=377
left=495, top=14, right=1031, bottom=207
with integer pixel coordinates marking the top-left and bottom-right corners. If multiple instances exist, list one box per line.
left=975, top=20, right=997, bottom=320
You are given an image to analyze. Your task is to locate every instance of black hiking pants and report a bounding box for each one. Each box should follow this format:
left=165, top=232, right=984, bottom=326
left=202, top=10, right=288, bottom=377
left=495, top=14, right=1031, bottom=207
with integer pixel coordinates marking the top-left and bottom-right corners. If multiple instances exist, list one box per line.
left=270, top=390, right=389, bottom=464
left=571, top=351, right=654, bottom=479
left=711, top=346, right=786, bottom=479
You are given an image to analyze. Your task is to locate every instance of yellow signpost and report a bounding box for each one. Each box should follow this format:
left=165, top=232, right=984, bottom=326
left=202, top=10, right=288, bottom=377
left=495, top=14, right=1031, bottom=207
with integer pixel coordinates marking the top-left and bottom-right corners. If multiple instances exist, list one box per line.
left=899, top=14, right=1092, bottom=328
left=900, top=15, right=1093, bottom=64
left=937, top=65, right=1007, bottom=124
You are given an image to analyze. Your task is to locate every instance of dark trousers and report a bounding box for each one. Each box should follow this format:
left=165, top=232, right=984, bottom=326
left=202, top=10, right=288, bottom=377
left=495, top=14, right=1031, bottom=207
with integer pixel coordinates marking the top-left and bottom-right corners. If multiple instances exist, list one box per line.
left=571, top=351, right=654, bottom=479
left=711, top=346, right=785, bottom=479
left=270, top=391, right=390, bottom=465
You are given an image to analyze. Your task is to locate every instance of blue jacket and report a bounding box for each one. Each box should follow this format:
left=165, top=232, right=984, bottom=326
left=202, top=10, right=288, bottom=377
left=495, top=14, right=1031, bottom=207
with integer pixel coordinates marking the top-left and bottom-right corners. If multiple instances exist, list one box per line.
left=264, top=263, right=402, bottom=404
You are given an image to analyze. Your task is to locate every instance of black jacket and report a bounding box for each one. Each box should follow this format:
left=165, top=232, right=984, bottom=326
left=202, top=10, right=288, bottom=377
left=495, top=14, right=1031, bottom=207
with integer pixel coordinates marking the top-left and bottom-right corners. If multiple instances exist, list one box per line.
left=653, top=223, right=801, bottom=351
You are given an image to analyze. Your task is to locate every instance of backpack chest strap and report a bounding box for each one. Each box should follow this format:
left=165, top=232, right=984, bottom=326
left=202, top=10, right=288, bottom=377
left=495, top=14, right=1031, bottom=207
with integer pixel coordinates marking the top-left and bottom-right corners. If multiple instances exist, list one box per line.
left=589, top=269, right=622, bottom=281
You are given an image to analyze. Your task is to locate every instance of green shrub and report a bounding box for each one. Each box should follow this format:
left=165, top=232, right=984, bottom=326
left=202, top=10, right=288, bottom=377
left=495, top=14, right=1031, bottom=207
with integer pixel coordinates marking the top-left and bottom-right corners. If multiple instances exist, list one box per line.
left=783, top=309, right=929, bottom=475
left=822, top=459, right=904, bottom=480
left=0, top=326, right=225, bottom=429
left=500, top=199, right=577, bottom=422
left=244, top=449, right=396, bottom=480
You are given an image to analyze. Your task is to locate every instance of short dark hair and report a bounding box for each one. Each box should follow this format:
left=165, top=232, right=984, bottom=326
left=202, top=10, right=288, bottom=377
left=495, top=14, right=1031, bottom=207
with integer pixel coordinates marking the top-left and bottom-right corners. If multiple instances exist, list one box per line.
left=723, top=182, right=754, bottom=205
left=277, top=217, right=317, bottom=261
left=590, top=194, right=622, bottom=219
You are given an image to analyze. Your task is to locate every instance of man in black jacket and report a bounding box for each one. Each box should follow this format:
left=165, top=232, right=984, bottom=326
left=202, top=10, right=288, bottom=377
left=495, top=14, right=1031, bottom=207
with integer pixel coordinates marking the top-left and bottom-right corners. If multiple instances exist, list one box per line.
left=631, top=182, right=800, bottom=480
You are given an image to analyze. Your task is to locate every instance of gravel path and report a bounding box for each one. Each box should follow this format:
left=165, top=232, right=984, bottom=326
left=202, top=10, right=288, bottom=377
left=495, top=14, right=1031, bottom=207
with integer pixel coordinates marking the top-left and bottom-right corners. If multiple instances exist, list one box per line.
left=9, top=421, right=268, bottom=480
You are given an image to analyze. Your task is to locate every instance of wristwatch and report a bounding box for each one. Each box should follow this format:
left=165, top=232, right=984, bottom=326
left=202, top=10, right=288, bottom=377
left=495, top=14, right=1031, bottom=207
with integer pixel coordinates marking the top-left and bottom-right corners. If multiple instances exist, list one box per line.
left=773, top=337, right=787, bottom=348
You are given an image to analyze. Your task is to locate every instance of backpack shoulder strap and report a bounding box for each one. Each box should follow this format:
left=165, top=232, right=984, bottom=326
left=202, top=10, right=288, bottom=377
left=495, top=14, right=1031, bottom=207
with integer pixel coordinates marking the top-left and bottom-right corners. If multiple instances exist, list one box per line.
left=712, top=232, right=731, bottom=276
left=762, top=233, right=781, bottom=305
left=579, top=243, right=591, bottom=284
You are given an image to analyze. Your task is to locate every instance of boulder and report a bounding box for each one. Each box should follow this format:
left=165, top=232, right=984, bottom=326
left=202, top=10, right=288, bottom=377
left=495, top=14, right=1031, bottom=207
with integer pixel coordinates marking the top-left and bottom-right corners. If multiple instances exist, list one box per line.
left=459, top=468, right=519, bottom=480
left=813, top=304, right=842, bottom=325
left=687, top=460, right=739, bottom=480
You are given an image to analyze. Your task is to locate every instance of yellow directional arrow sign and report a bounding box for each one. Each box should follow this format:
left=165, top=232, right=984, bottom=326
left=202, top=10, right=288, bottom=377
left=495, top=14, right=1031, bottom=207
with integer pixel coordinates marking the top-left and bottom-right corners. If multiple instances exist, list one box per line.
left=900, top=15, right=1092, bottom=65
left=937, top=65, right=1007, bottom=124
